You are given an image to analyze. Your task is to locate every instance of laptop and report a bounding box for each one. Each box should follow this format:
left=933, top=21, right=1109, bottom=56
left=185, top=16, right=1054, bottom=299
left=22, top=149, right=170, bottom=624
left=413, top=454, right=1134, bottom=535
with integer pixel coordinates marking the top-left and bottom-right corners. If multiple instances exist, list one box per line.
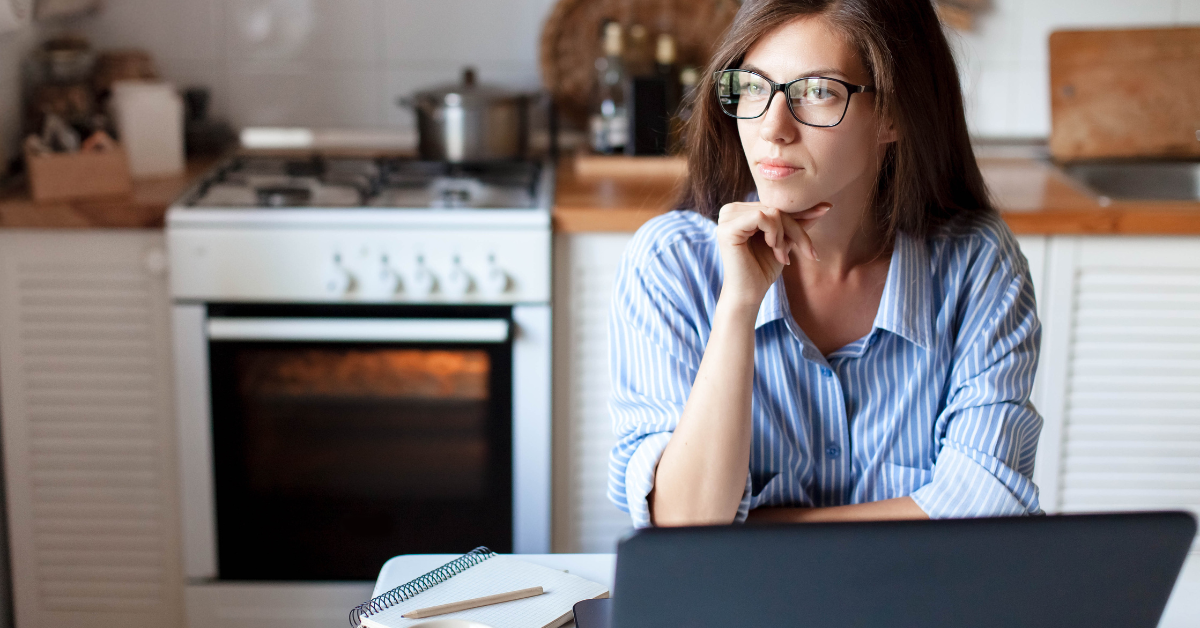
left=574, top=512, right=1196, bottom=628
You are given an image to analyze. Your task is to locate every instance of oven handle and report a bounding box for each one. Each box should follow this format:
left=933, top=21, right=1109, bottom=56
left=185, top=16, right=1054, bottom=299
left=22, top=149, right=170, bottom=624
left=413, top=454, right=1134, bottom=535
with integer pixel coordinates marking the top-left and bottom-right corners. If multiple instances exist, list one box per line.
left=205, top=317, right=510, bottom=343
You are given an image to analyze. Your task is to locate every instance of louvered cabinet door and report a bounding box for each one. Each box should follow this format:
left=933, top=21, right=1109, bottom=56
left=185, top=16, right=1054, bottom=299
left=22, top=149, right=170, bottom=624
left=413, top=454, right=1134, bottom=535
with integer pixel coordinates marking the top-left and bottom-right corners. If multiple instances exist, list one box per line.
left=0, top=231, right=183, bottom=628
left=1037, top=237, right=1200, bottom=536
left=552, top=234, right=634, bottom=552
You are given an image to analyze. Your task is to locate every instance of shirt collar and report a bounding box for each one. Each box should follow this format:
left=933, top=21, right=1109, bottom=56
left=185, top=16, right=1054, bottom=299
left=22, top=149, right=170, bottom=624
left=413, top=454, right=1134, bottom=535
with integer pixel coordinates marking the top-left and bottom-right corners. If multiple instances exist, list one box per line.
left=873, top=231, right=934, bottom=350
left=755, top=277, right=787, bottom=329
left=753, top=232, right=933, bottom=351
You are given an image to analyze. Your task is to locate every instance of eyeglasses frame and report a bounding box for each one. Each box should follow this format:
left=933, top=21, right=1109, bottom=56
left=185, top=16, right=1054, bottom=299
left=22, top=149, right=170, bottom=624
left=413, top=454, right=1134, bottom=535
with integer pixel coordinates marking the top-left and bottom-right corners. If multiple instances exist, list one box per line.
left=713, top=69, right=876, bottom=128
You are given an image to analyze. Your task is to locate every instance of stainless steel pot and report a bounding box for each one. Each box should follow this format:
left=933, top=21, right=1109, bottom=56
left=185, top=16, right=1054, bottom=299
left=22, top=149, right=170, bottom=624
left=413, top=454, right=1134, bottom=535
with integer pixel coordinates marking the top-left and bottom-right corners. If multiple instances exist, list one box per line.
left=402, top=68, right=529, bottom=162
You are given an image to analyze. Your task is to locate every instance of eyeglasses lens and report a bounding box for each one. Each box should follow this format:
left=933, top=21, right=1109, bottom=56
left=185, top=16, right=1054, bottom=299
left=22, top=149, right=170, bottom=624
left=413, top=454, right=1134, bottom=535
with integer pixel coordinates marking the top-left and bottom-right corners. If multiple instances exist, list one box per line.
left=717, top=70, right=851, bottom=127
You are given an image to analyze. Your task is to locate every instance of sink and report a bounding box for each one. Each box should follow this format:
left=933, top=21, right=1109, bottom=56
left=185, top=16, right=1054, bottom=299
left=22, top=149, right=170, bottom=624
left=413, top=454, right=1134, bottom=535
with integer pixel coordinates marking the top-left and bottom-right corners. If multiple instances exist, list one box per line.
left=1059, top=161, right=1200, bottom=201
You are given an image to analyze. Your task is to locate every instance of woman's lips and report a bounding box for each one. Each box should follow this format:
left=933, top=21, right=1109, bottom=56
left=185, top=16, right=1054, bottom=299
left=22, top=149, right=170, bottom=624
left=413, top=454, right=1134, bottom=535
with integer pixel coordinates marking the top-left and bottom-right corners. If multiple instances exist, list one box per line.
left=756, top=159, right=801, bottom=180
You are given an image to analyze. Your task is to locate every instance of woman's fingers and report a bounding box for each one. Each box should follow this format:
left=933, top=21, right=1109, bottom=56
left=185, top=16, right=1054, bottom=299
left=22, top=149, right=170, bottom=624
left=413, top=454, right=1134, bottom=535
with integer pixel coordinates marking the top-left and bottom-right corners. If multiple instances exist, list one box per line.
left=779, top=212, right=819, bottom=262
left=719, top=205, right=790, bottom=264
left=719, top=202, right=824, bottom=265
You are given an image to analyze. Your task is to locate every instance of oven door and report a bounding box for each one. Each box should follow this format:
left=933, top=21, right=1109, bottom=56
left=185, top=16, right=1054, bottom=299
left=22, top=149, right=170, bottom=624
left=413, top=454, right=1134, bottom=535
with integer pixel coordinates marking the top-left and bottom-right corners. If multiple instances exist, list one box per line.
left=173, top=304, right=545, bottom=582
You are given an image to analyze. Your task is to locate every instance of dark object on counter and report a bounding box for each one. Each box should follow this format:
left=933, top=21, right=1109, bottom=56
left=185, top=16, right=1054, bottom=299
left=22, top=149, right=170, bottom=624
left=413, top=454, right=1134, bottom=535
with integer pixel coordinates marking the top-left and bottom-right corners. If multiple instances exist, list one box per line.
left=399, top=67, right=530, bottom=162
left=183, top=87, right=237, bottom=157
left=600, top=512, right=1196, bottom=628
left=655, top=33, right=681, bottom=121
left=24, top=36, right=99, bottom=137
left=625, top=77, right=668, bottom=156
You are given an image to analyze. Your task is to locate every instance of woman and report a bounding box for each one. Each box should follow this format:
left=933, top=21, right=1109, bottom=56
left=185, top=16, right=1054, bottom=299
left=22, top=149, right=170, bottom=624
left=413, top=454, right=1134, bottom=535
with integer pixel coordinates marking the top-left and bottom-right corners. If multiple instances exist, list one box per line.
left=607, top=0, right=1043, bottom=528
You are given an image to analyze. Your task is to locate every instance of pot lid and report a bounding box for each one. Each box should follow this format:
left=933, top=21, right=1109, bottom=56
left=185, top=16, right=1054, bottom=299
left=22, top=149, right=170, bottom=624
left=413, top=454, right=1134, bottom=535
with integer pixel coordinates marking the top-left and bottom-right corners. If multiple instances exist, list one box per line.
left=412, top=67, right=526, bottom=107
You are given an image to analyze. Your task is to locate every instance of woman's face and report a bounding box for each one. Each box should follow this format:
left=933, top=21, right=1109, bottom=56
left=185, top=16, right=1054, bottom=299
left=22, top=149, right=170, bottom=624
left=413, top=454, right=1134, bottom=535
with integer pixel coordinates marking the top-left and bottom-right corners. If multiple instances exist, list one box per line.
left=737, top=16, right=890, bottom=215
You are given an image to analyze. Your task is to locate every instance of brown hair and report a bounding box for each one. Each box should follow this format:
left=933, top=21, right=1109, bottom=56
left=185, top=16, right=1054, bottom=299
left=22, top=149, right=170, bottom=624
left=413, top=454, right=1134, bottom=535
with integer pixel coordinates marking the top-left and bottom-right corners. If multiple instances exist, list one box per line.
left=678, top=0, right=993, bottom=240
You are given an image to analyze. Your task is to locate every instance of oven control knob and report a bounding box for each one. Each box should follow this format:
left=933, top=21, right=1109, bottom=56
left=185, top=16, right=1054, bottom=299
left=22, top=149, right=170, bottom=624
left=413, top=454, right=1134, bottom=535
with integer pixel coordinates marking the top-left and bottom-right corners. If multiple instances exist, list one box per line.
left=409, top=256, right=438, bottom=298
left=370, top=261, right=403, bottom=297
left=324, top=256, right=356, bottom=295
left=482, top=256, right=511, bottom=296
left=444, top=257, right=474, bottom=298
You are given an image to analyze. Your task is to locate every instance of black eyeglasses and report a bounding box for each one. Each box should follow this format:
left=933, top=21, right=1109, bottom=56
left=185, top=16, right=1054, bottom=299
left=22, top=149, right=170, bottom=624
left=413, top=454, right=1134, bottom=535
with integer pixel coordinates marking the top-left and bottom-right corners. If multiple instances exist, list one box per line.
left=714, top=69, right=875, bottom=128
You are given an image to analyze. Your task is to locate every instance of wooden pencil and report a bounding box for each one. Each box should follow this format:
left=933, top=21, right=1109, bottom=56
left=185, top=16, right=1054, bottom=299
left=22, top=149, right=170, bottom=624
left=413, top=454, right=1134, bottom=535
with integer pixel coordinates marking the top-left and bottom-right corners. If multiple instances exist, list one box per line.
left=401, top=586, right=545, bottom=619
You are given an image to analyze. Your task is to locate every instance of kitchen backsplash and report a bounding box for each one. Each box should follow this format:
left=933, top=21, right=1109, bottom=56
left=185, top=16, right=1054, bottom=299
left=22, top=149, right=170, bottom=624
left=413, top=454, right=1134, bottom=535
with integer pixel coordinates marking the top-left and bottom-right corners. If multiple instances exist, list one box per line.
left=0, top=27, right=36, bottom=166
left=79, top=0, right=558, bottom=132
left=2, top=0, right=1200, bottom=164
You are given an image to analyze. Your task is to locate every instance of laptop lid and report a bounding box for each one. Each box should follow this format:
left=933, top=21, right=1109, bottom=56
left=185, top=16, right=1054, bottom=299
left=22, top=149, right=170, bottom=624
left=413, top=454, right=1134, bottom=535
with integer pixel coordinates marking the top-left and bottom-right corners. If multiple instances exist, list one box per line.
left=610, top=512, right=1196, bottom=628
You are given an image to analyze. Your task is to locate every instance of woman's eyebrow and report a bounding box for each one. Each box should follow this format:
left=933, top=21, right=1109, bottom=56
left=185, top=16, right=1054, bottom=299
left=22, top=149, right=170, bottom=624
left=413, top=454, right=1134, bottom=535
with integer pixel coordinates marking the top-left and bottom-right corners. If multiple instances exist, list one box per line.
left=738, top=63, right=848, bottom=80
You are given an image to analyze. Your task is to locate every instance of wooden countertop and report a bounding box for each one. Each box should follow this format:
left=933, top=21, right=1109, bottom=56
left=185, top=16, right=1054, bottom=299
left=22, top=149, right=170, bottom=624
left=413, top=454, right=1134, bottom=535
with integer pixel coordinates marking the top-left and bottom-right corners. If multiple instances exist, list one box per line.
left=554, top=155, right=1200, bottom=235
left=3, top=152, right=1199, bottom=235
left=0, top=159, right=215, bottom=229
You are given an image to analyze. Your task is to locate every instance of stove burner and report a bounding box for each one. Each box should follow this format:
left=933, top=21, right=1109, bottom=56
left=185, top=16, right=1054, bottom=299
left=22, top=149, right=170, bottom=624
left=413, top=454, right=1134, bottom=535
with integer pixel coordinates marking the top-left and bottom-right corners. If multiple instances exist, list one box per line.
left=440, top=187, right=472, bottom=206
left=258, top=186, right=312, bottom=207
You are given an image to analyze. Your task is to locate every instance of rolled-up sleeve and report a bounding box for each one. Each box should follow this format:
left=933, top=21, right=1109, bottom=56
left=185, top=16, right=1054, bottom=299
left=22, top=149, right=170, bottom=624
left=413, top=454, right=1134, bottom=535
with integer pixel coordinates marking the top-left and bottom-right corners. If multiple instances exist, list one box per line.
left=605, top=223, right=714, bottom=528
left=911, top=254, right=1044, bottom=518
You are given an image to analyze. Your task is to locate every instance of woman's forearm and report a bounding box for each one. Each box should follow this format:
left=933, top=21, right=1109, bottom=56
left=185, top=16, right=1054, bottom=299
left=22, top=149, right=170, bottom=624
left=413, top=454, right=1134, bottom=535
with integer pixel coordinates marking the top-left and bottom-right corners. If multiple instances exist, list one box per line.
left=650, top=297, right=760, bottom=526
left=745, top=496, right=930, bottom=523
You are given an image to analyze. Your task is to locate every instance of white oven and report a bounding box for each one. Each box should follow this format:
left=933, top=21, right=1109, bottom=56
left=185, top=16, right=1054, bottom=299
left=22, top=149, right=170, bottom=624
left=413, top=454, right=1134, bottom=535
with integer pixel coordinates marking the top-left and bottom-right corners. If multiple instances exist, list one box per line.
left=167, top=156, right=553, bottom=628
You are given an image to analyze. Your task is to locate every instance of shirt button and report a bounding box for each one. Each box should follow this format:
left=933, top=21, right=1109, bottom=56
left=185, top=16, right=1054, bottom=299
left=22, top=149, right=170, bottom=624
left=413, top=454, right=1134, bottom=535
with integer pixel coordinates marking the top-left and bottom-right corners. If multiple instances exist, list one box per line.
left=826, top=446, right=841, bottom=458
left=821, top=367, right=833, bottom=377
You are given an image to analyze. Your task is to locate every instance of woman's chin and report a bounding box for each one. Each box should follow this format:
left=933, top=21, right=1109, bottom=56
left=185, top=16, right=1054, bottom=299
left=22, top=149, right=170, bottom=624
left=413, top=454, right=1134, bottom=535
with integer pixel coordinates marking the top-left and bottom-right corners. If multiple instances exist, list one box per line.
left=755, top=186, right=818, bottom=213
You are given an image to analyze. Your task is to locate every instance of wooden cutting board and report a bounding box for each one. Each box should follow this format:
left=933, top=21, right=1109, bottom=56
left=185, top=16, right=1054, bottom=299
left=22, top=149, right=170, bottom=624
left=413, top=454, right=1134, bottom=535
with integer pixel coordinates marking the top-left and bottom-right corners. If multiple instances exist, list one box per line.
left=1049, top=27, right=1200, bottom=161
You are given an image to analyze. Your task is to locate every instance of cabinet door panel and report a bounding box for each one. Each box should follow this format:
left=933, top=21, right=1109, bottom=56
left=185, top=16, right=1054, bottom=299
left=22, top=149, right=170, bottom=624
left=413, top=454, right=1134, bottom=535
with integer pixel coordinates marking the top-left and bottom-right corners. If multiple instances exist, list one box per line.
left=552, top=233, right=634, bottom=553
left=0, top=231, right=182, bottom=628
left=1039, top=238, right=1200, bottom=548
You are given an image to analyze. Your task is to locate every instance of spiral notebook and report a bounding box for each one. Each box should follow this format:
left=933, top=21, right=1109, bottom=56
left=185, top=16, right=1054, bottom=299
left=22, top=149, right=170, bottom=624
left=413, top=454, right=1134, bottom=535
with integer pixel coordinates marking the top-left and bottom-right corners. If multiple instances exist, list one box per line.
left=350, top=547, right=609, bottom=628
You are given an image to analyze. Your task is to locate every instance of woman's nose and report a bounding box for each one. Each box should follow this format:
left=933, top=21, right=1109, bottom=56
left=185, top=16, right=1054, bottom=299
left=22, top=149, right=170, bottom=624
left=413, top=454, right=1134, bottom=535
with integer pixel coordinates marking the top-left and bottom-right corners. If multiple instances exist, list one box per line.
left=758, top=92, right=799, bottom=144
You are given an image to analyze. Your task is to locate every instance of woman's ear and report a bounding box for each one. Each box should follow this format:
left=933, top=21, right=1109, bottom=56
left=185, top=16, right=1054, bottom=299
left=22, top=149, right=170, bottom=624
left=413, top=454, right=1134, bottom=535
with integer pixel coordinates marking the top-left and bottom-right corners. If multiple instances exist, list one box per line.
left=877, top=119, right=898, bottom=144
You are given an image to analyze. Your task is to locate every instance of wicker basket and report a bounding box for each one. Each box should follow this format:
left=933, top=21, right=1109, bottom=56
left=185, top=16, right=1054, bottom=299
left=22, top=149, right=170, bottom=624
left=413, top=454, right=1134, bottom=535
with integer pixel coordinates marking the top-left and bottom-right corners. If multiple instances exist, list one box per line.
left=539, top=0, right=740, bottom=128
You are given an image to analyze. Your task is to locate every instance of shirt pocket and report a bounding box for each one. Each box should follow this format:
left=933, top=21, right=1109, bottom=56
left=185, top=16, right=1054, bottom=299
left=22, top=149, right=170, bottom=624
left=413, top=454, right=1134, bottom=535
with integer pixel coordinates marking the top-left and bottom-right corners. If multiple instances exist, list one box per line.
left=880, top=461, right=934, bottom=498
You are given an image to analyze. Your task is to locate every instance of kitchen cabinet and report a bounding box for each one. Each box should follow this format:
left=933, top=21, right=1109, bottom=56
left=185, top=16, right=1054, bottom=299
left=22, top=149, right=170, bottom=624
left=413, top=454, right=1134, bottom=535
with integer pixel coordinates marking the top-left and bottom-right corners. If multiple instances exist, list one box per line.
left=0, top=231, right=183, bottom=628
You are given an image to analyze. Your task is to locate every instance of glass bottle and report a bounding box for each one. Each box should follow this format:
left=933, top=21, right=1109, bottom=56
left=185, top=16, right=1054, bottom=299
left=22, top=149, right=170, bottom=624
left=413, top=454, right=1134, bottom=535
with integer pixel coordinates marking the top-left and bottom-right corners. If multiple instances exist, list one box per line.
left=655, top=33, right=680, bottom=118
left=670, top=65, right=699, bottom=150
left=589, top=20, right=628, bottom=154
left=624, top=23, right=654, bottom=78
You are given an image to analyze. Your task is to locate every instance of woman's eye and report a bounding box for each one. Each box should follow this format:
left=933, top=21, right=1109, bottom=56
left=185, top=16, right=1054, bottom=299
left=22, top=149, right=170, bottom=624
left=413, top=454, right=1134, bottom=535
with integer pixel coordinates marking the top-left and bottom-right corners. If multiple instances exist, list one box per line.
left=805, top=86, right=832, bottom=100
left=741, top=82, right=762, bottom=95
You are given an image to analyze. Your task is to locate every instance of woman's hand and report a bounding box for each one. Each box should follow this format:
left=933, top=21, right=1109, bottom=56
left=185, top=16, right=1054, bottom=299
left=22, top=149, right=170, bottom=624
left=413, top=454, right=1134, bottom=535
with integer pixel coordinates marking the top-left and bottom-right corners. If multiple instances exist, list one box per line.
left=715, top=202, right=829, bottom=308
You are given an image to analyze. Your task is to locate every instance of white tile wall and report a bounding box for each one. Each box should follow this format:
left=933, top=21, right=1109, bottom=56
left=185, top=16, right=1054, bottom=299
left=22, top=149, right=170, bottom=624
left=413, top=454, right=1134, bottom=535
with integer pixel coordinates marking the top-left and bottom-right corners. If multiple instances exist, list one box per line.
left=72, top=0, right=556, bottom=129
left=0, top=0, right=1193, bottom=153
left=1181, top=0, right=1200, bottom=22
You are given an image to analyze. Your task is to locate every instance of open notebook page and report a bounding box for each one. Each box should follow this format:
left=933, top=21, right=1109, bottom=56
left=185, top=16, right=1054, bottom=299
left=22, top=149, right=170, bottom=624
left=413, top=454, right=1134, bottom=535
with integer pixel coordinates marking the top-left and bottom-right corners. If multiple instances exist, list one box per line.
left=361, top=555, right=609, bottom=628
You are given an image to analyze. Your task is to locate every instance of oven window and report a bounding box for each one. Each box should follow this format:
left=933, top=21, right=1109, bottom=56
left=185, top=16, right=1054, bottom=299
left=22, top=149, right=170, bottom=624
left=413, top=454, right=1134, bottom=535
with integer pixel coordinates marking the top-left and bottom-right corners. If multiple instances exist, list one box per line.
left=210, top=341, right=513, bottom=581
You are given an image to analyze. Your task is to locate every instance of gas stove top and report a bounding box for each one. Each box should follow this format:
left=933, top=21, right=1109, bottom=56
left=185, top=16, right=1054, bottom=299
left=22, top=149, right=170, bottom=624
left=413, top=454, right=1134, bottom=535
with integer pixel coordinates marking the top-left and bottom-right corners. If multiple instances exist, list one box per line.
left=169, top=156, right=553, bottom=229
left=185, top=156, right=542, bottom=209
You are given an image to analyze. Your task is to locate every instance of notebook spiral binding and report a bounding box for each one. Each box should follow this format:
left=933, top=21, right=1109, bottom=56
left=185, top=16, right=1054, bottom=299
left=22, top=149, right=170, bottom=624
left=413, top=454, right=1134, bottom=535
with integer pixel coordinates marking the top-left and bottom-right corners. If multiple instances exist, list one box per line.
left=349, top=546, right=496, bottom=627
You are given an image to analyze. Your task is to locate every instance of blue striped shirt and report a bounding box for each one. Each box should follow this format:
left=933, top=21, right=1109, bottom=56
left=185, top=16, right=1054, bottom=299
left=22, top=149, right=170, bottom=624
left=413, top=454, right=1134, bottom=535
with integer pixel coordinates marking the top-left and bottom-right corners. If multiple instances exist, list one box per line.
left=607, top=209, right=1043, bottom=527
